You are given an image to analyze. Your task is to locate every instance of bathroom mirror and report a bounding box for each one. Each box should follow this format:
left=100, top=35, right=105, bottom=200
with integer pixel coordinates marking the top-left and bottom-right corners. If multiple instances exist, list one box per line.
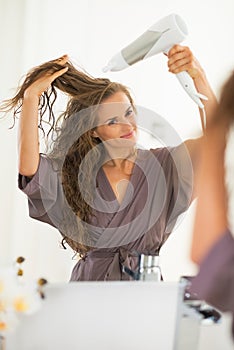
left=0, top=0, right=234, bottom=284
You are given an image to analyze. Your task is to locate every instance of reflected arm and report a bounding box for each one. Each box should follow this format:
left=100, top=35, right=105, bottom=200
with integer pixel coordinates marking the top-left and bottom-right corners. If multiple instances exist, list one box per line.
left=18, top=94, right=40, bottom=177
left=190, top=124, right=228, bottom=264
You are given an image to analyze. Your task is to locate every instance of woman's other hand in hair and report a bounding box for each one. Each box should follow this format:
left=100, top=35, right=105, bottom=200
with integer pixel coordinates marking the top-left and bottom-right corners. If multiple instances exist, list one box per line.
left=24, top=55, right=69, bottom=100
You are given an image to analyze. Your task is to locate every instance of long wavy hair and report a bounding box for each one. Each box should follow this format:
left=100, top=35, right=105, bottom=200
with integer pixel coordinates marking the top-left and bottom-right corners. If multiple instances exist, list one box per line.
left=1, top=57, right=135, bottom=255
left=215, top=70, right=234, bottom=125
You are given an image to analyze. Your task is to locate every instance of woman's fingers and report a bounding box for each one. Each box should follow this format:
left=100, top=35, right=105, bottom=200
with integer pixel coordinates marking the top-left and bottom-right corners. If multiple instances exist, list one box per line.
left=24, top=66, right=69, bottom=99
left=167, top=45, right=201, bottom=79
left=50, top=66, right=69, bottom=81
left=167, top=46, right=191, bottom=70
left=53, top=54, right=69, bottom=65
left=168, top=57, right=191, bottom=71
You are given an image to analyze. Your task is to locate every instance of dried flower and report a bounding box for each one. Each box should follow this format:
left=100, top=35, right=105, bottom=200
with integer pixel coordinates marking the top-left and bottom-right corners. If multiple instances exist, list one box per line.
left=17, top=269, right=23, bottom=277
left=16, top=257, right=25, bottom=264
left=37, top=278, right=48, bottom=287
left=0, top=258, right=47, bottom=338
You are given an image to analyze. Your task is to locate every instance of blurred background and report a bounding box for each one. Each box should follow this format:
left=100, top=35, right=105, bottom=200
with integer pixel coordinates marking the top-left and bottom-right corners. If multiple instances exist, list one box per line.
left=0, top=0, right=234, bottom=283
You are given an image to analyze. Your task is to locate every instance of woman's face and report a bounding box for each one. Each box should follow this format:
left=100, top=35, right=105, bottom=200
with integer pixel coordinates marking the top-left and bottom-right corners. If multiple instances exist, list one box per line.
left=93, top=91, right=137, bottom=147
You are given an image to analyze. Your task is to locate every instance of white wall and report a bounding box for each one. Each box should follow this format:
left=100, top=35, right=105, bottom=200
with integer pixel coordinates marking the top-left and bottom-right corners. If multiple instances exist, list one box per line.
left=0, top=0, right=234, bottom=282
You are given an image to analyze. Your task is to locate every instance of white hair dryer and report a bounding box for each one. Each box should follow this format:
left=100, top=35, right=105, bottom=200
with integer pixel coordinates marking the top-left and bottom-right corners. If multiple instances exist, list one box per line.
left=103, top=13, right=208, bottom=109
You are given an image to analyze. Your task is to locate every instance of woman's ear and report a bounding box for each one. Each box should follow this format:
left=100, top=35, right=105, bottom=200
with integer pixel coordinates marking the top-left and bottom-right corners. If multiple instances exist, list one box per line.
left=91, top=130, right=99, bottom=138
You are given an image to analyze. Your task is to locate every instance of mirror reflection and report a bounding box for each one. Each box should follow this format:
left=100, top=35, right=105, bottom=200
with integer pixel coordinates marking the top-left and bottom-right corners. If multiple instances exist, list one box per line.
left=0, top=0, right=233, bottom=284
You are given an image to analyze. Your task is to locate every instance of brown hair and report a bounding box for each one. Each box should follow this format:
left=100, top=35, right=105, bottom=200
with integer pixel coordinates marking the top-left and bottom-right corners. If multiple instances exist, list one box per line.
left=1, top=58, right=135, bottom=255
left=212, top=70, right=234, bottom=127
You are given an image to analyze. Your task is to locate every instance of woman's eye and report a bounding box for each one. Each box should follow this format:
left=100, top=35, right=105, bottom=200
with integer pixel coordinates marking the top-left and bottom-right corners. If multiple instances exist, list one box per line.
left=125, top=109, right=134, bottom=117
left=108, top=118, right=117, bottom=126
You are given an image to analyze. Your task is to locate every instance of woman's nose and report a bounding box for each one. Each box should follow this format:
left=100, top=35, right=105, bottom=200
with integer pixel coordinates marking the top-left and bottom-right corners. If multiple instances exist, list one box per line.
left=119, top=116, right=133, bottom=127
left=120, top=121, right=133, bottom=134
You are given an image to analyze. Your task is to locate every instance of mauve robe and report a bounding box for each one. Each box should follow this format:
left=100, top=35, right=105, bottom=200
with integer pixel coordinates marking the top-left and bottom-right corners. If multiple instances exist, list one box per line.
left=18, top=146, right=192, bottom=281
left=191, top=230, right=234, bottom=339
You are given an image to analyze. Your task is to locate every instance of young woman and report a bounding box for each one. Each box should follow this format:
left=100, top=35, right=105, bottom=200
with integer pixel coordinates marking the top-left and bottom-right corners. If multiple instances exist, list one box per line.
left=190, top=71, right=234, bottom=338
left=2, top=45, right=216, bottom=281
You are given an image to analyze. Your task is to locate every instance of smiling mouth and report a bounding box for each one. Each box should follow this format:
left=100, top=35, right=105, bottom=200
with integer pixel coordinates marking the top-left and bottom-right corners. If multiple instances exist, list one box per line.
left=120, top=131, right=134, bottom=139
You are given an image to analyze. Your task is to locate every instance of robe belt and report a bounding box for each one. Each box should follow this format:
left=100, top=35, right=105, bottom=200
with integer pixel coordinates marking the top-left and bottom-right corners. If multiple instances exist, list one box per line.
left=85, top=248, right=139, bottom=280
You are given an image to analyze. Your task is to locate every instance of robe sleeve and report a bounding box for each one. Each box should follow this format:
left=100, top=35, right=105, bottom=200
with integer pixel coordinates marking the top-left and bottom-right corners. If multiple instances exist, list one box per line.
left=18, top=155, right=64, bottom=228
left=191, top=231, right=234, bottom=311
left=151, top=143, right=193, bottom=237
left=191, top=230, right=234, bottom=338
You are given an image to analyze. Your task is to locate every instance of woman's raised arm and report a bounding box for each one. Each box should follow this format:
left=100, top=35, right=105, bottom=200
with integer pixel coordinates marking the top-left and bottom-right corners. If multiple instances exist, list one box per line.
left=18, top=55, right=68, bottom=177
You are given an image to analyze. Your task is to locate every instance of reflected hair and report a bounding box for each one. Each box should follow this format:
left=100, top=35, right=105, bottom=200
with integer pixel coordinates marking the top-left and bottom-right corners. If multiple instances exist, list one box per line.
left=212, top=70, right=234, bottom=127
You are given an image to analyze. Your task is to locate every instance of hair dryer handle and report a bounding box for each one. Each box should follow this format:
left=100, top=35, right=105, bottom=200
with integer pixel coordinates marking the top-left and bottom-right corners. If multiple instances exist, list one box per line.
left=175, top=71, right=208, bottom=109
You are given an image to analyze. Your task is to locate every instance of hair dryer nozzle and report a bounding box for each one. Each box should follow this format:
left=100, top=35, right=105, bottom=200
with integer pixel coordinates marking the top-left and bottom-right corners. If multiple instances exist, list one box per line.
left=102, top=65, right=111, bottom=73
left=102, top=51, right=130, bottom=72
